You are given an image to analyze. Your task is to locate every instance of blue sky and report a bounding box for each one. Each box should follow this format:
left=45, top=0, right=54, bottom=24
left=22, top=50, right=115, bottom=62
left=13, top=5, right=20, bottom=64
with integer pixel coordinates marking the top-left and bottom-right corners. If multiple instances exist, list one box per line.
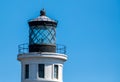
left=0, top=0, right=120, bottom=82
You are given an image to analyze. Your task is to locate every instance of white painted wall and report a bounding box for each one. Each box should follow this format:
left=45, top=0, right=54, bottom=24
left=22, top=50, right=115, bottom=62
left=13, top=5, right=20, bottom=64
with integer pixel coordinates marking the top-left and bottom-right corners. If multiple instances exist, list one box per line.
left=18, top=52, right=67, bottom=82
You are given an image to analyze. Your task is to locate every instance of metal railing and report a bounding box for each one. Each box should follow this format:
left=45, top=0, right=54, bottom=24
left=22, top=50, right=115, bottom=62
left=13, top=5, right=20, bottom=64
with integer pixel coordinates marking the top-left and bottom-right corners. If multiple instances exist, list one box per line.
left=56, top=44, right=66, bottom=54
left=18, top=43, right=66, bottom=54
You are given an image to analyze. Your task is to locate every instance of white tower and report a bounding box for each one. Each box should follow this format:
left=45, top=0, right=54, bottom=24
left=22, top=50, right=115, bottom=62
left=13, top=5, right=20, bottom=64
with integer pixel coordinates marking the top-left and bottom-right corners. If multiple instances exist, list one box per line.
left=17, top=9, right=67, bottom=82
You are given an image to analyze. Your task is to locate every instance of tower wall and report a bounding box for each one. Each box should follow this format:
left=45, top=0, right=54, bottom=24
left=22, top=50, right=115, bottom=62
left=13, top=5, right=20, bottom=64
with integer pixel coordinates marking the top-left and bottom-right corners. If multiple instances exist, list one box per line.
left=18, top=52, right=67, bottom=82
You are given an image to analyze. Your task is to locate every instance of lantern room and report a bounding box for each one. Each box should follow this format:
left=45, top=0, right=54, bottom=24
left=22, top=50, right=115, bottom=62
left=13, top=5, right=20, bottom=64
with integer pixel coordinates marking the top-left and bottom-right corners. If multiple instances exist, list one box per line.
left=28, top=9, right=57, bottom=52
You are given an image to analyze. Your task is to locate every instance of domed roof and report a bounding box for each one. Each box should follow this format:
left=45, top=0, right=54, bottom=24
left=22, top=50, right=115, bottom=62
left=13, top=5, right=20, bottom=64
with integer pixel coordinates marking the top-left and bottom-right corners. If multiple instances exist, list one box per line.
left=29, top=9, right=56, bottom=22
left=28, top=9, right=57, bottom=27
left=30, top=15, right=56, bottom=22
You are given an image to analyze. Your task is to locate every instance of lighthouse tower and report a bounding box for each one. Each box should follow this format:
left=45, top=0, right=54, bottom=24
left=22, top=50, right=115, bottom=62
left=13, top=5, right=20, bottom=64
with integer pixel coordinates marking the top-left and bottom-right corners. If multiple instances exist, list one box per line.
left=17, top=9, right=67, bottom=82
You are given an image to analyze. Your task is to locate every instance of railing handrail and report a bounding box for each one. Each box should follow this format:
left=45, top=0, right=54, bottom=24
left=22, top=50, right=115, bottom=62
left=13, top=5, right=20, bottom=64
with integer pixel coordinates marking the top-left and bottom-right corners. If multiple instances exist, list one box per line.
left=18, top=43, right=66, bottom=54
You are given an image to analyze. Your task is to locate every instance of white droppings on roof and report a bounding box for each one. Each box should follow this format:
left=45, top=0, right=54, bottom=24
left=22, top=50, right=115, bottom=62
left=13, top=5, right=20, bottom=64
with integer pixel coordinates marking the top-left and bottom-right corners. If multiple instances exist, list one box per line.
left=30, top=16, right=55, bottom=22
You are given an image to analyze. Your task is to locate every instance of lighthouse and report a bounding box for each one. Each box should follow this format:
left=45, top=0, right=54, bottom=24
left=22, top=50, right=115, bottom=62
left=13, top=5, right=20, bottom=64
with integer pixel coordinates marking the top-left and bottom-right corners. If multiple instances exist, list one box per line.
left=17, top=9, right=67, bottom=82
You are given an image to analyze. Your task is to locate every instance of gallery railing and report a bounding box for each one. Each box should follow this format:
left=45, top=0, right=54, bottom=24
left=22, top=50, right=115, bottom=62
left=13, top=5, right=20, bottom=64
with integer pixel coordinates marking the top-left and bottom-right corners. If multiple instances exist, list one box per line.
left=18, top=43, right=66, bottom=54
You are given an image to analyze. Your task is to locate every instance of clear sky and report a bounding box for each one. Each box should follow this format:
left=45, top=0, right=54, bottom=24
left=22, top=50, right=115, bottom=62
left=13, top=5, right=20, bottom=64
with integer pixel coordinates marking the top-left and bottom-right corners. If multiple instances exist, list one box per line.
left=0, top=0, right=120, bottom=82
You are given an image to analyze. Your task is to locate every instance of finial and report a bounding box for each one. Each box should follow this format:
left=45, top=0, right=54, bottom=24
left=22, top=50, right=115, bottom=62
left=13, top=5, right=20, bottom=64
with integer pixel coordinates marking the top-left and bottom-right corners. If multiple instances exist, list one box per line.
left=40, top=9, right=46, bottom=16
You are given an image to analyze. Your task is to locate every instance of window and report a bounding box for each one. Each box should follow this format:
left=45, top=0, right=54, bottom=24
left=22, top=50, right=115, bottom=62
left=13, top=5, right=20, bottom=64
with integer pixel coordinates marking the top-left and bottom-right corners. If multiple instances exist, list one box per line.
left=38, top=64, right=45, bottom=78
left=54, top=65, right=58, bottom=79
left=25, top=64, right=29, bottom=79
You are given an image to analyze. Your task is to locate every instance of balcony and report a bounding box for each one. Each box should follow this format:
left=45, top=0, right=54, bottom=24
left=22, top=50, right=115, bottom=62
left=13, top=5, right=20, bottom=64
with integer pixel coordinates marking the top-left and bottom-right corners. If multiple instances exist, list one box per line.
left=18, top=43, right=66, bottom=54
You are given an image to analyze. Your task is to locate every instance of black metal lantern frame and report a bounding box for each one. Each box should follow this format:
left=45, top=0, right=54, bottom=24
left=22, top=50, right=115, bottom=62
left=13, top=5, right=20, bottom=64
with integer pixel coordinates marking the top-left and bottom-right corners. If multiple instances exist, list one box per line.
left=28, top=20, right=57, bottom=52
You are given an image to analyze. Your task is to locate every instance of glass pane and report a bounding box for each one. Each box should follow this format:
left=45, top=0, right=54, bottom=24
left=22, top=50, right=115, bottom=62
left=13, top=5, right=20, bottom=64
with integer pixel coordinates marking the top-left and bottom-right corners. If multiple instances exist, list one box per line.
left=38, top=64, right=45, bottom=78
left=29, top=26, right=56, bottom=45
left=54, top=65, right=58, bottom=79
left=25, top=64, right=29, bottom=79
